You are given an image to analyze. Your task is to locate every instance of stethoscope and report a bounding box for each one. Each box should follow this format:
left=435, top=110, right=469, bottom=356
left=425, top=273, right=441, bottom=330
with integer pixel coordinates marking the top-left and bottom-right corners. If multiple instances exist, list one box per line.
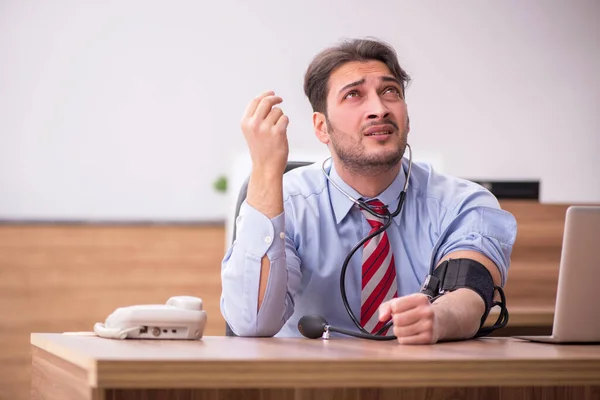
left=321, top=144, right=413, bottom=340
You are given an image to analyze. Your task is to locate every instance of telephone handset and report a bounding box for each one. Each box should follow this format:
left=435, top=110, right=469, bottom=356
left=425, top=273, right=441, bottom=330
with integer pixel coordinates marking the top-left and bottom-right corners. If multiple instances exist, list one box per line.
left=93, top=296, right=207, bottom=340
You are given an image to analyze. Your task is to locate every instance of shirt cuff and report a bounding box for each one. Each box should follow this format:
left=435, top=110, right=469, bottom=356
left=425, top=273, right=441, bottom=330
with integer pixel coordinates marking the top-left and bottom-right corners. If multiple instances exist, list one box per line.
left=235, top=201, right=286, bottom=261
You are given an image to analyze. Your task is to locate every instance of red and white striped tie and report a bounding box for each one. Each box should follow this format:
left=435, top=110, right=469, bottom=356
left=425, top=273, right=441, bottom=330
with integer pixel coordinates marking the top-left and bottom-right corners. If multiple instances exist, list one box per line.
left=360, top=199, right=398, bottom=334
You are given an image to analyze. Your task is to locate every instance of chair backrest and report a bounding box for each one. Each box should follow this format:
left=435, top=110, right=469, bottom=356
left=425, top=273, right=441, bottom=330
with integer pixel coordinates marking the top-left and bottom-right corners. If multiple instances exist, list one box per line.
left=225, top=161, right=314, bottom=336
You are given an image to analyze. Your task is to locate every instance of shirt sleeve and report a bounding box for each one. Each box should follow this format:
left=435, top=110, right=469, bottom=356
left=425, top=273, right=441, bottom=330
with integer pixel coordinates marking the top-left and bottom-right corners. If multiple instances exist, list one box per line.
left=431, top=189, right=518, bottom=286
left=220, top=201, right=301, bottom=336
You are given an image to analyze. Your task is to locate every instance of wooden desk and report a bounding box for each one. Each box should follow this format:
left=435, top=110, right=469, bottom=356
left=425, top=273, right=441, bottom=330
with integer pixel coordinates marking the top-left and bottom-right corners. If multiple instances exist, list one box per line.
left=31, top=333, right=600, bottom=400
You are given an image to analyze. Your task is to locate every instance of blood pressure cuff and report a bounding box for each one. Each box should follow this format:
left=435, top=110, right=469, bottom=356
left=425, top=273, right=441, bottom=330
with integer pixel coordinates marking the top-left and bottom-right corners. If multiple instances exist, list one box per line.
left=421, top=258, right=495, bottom=328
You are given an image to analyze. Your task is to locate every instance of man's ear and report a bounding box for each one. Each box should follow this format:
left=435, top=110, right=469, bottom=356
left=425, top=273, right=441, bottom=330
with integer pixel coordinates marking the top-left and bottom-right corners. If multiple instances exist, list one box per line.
left=313, top=112, right=330, bottom=145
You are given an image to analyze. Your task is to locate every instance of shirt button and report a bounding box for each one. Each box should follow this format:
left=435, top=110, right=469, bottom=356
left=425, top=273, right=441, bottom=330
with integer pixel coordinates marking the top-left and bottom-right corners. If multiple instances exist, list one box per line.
left=264, top=236, right=272, bottom=244
left=279, top=232, right=285, bottom=239
left=236, top=216, right=243, bottom=225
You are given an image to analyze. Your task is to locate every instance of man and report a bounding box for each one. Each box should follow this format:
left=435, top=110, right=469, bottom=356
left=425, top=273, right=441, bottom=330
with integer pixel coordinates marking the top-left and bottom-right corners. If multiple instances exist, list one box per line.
left=220, top=38, right=517, bottom=344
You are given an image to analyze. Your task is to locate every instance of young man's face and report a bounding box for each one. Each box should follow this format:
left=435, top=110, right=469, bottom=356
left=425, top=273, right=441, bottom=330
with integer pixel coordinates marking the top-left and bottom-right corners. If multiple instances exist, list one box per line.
left=314, top=60, right=409, bottom=172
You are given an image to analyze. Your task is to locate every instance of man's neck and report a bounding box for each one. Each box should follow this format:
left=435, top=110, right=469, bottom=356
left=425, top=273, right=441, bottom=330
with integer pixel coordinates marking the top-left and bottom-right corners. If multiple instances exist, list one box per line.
left=334, top=160, right=402, bottom=198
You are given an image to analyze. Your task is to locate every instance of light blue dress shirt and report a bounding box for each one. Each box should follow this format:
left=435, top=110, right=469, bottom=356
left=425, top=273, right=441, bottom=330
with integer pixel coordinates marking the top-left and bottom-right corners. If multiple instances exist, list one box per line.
left=220, top=157, right=517, bottom=337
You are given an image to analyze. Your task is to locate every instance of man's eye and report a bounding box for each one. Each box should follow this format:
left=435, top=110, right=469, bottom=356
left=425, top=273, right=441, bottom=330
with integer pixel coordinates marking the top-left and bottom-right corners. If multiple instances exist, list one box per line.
left=383, top=87, right=401, bottom=95
left=344, top=91, right=359, bottom=99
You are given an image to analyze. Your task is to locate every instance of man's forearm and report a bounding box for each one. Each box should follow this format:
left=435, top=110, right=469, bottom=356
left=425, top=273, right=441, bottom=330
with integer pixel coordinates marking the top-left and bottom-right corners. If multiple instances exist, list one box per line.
left=247, top=168, right=284, bottom=219
left=431, top=288, right=485, bottom=341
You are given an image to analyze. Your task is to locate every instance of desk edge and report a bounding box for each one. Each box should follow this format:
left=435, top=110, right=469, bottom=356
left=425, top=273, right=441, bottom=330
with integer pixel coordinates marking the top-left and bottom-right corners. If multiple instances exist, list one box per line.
left=30, top=333, right=98, bottom=385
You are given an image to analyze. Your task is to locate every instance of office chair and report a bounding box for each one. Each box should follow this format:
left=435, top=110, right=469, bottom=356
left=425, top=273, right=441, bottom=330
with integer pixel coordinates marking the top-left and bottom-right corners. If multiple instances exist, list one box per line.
left=225, top=161, right=314, bottom=337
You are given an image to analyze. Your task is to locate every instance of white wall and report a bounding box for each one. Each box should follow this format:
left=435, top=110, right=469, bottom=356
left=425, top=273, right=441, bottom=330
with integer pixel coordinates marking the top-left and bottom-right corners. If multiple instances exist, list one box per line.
left=1, top=0, right=598, bottom=221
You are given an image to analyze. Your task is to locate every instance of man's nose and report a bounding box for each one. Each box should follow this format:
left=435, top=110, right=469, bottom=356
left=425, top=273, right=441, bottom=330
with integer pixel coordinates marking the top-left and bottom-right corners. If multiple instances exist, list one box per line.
left=366, top=94, right=390, bottom=120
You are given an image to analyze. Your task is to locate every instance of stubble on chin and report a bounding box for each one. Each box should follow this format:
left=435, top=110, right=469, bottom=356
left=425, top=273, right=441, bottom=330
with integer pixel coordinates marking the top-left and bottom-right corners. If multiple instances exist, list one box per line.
left=325, top=116, right=408, bottom=176
left=333, top=135, right=407, bottom=177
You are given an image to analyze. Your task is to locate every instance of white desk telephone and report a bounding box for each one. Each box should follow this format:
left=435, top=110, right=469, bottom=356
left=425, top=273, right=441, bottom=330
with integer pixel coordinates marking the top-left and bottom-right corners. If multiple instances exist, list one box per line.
left=93, top=296, right=207, bottom=340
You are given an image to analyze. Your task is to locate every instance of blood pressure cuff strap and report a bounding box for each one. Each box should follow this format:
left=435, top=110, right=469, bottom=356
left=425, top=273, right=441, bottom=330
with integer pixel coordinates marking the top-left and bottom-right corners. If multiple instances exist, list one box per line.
left=421, top=258, right=495, bottom=327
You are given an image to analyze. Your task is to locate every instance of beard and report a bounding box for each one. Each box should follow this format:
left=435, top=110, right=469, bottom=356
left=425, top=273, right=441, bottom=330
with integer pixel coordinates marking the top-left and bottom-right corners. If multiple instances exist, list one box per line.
left=326, top=117, right=408, bottom=176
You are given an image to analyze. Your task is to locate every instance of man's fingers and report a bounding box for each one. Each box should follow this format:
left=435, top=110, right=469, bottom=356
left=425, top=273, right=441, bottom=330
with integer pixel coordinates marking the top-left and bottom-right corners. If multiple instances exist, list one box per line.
left=265, top=107, right=284, bottom=126
left=254, top=95, right=283, bottom=121
left=393, top=318, right=434, bottom=339
left=243, top=90, right=275, bottom=119
left=378, top=301, right=393, bottom=322
left=391, top=306, right=423, bottom=327
left=274, top=114, right=289, bottom=132
left=390, top=293, right=429, bottom=314
left=396, top=330, right=435, bottom=345
left=239, top=91, right=289, bottom=178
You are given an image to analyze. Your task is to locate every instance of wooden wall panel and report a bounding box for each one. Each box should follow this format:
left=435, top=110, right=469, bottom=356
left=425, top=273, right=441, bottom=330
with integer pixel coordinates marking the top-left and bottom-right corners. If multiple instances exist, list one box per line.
left=500, top=201, right=569, bottom=307
left=0, top=200, right=573, bottom=400
left=0, top=225, right=227, bottom=400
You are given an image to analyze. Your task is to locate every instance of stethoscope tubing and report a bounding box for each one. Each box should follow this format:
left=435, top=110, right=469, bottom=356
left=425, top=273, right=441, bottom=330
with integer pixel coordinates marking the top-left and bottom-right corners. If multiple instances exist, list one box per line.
left=321, top=144, right=413, bottom=338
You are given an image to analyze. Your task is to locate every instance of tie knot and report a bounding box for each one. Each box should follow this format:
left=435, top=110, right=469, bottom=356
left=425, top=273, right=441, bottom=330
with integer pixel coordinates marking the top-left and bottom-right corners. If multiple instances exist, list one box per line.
left=366, top=199, right=385, bottom=211
left=360, top=199, right=387, bottom=227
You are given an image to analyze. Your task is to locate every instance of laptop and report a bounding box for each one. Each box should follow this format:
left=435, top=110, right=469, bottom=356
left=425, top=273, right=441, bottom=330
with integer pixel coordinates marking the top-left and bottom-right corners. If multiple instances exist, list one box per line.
left=514, top=206, right=600, bottom=344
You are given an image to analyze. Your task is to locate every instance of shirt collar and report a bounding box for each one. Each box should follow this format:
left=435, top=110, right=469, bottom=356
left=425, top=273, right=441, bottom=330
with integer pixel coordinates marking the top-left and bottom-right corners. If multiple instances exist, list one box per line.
left=326, top=159, right=408, bottom=225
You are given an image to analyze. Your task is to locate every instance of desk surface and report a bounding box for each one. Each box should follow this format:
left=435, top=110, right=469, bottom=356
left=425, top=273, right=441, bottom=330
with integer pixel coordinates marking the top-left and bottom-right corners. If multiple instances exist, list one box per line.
left=31, top=333, right=600, bottom=389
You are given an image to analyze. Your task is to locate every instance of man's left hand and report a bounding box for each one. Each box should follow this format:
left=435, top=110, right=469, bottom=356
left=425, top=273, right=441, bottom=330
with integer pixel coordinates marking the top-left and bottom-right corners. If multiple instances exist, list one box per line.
left=378, top=293, right=440, bottom=345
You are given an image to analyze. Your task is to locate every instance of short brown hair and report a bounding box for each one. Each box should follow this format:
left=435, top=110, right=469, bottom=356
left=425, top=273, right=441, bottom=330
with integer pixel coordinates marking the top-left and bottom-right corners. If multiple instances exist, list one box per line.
left=303, top=38, right=411, bottom=114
